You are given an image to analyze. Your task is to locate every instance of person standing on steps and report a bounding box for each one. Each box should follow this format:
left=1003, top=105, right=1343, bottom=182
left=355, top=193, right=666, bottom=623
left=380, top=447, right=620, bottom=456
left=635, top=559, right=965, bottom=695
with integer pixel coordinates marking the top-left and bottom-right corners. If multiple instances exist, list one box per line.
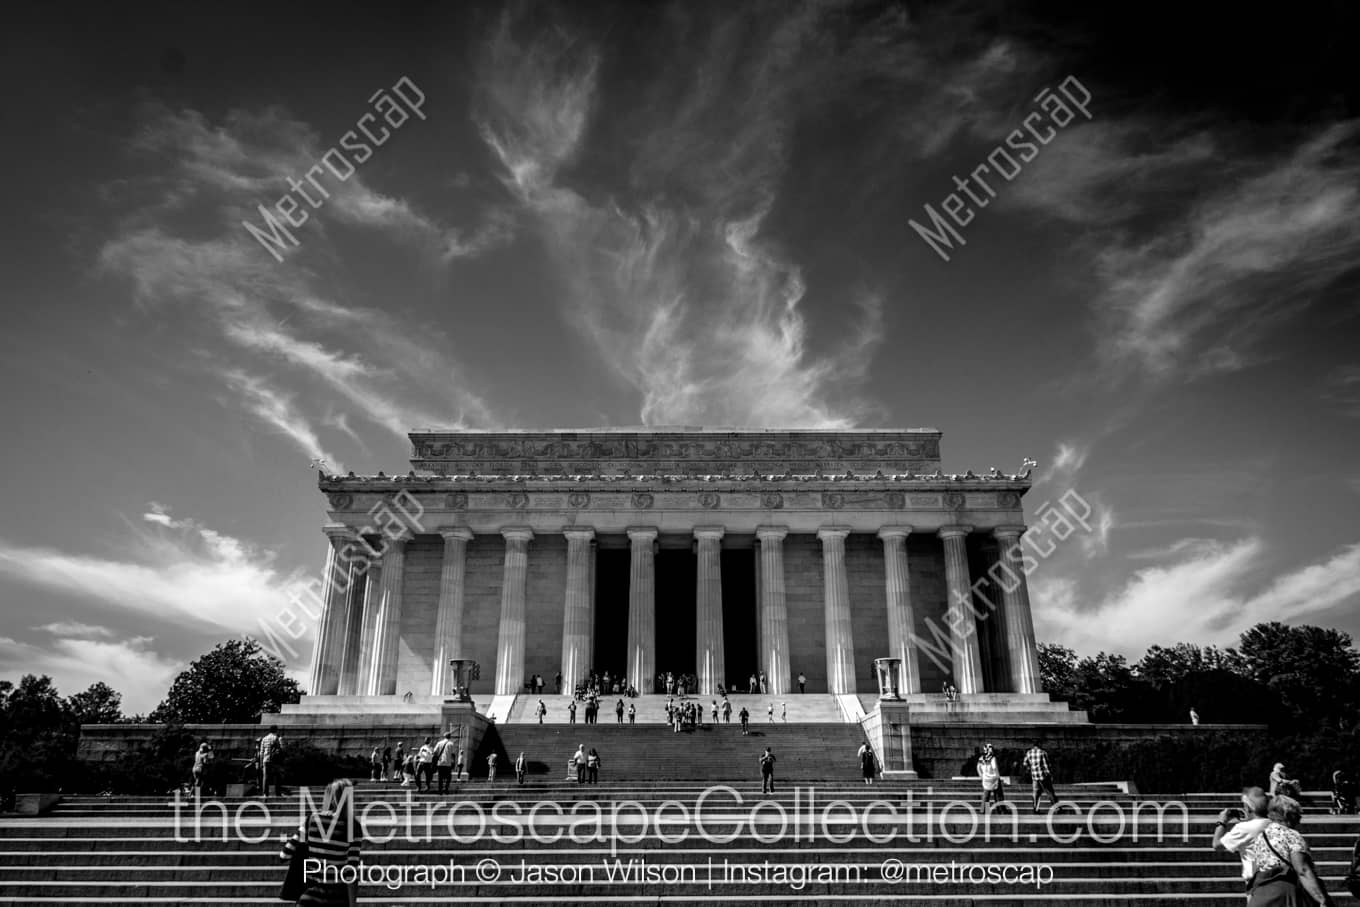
left=573, top=744, right=587, bottom=784
left=723, top=699, right=732, bottom=724
left=415, top=737, right=434, bottom=793
left=393, top=741, right=406, bottom=779
left=587, top=748, right=601, bottom=783
left=381, top=742, right=392, bottom=783
left=1024, top=741, right=1057, bottom=813
left=433, top=732, right=456, bottom=796
left=280, top=778, right=359, bottom=907
left=486, top=751, right=499, bottom=783
left=711, top=700, right=719, bottom=723
left=976, top=743, right=1002, bottom=808
left=759, top=671, right=768, bottom=694
left=515, top=752, right=527, bottom=785
left=536, top=699, right=547, bottom=724
left=616, top=699, right=625, bottom=724
left=781, top=702, right=787, bottom=722
left=767, top=702, right=774, bottom=723
left=859, top=742, right=878, bottom=785
left=627, top=703, right=636, bottom=725
left=760, top=748, right=776, bottom=794
left=568, top=699, right=577, bottom=724
left=798, top=672, right=806, bottom=694
left=739, top=706, right=750, bottom=735
left=369, top=745, right=381, bottom=782
left=555, top=671, right=563, bottom=694
left=258, top=726, right=282, bottom=797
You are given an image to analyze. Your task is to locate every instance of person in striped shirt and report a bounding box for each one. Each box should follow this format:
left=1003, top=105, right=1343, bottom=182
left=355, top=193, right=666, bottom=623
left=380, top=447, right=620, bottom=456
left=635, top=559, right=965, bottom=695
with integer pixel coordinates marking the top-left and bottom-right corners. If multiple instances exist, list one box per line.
left=280, top=778, right=359, bottom=907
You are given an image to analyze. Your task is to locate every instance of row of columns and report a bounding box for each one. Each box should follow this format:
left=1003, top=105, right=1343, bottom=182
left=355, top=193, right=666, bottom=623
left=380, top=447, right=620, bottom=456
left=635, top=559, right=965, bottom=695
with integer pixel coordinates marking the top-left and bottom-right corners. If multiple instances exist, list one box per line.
left=307, top=523, right=1043, bottom=700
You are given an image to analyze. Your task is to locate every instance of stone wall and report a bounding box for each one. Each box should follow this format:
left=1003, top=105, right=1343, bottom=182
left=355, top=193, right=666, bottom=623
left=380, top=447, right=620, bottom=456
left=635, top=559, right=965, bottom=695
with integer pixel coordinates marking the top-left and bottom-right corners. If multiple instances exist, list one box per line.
left=395, top=536, right=441, bottom=695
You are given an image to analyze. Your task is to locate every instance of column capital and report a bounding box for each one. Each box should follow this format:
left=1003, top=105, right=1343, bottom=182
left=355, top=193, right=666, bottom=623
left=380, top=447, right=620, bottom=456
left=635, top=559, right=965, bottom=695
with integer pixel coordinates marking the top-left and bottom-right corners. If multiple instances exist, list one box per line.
left=693, top=526, right=725, bottom=541
left=562, top=526, right=596, bottom=542
left=816, top=526, right=851, bottom=542
left=501, top=527, right=534, bottom=543
left=877, top=526, right=913, bottom=541
left=755, top=525, right=788, bottom=542
left=627, top=526, right=658, bottom=543
left=438, top=526, right=474, bottom=542
left=938, top=524, right=974, bottom=540
left=322, top=523, right=355, bottom=543
left=379, top=530, right=413, bottom=549
left=992, top=524, right=1028, bottom=541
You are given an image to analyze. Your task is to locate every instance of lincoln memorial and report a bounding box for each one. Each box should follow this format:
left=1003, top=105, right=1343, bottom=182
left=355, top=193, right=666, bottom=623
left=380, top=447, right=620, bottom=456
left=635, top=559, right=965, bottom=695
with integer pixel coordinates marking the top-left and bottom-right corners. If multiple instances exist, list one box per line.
left=297, top=427, right=1055, bottom=717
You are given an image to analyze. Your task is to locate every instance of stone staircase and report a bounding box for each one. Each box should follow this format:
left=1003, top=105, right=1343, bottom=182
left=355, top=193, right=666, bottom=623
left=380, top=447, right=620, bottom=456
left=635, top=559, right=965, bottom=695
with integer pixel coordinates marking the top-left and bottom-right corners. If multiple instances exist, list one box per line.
left=2, top=779, right=1356, bottom=905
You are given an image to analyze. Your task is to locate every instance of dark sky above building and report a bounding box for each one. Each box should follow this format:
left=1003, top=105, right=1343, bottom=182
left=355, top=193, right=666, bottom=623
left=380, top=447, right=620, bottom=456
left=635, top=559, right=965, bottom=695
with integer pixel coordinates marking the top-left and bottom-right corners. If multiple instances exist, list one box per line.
left=1, top=0, right=1357, bottom=711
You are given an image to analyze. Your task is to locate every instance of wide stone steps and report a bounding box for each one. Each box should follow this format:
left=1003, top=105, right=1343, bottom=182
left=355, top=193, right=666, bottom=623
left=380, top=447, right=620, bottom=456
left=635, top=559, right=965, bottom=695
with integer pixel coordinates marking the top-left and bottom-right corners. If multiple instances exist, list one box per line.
left=504, top=693, right=850, bottom=724
left=3, top=781, right=1356, bottom=905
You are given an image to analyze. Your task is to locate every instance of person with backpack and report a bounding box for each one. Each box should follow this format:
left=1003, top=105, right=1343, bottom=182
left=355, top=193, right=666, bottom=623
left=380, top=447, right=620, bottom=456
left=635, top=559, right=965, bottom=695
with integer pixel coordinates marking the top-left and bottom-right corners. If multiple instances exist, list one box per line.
left=279, top=778, right=358, bottom=907
left=859, top=742, right=878, bottom=785
left=433, top=732, right=456, bottom=795
left=739, top=706, right=750, bottom=735
left=536, top=700, right=547, bottom=724
left=759, top=748, right=776, bottom=794
left=1241, top=796, right=1335, bottom=906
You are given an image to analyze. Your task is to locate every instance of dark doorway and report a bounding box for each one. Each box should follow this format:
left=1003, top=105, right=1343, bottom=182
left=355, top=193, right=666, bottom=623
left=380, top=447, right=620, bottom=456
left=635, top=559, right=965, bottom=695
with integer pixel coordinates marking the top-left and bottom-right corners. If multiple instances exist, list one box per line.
left=654, top=548, right=697, bottom=682
left=593, top=548, right=630, bottom=679
left=721, top=549, right=757, bottom=689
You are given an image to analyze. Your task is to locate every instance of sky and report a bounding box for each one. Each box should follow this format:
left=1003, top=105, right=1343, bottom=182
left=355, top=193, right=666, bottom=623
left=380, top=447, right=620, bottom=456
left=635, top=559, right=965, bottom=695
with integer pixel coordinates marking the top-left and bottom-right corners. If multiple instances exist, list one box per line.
left=1, top=0, right=1358, bottom=714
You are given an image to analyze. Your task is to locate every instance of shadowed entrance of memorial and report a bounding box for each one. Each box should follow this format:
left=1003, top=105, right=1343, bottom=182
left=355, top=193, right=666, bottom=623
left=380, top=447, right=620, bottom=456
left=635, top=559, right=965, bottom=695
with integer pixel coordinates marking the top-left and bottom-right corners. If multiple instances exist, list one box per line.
left=593, top=547, right=629, bottom=680
left=721, top=546, right=757, bottom=688
left=654, top=546, right=697, bottom=683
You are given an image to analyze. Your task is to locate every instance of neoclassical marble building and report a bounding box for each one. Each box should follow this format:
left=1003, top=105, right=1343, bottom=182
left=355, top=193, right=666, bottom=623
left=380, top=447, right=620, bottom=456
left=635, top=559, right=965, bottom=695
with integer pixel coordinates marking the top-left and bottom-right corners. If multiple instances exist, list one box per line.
left=305, top=428, right=1044, bottom=703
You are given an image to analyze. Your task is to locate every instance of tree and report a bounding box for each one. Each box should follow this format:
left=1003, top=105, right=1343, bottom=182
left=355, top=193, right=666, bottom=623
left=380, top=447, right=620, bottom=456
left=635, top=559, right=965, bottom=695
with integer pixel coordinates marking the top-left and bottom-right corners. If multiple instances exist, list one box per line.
left=1237, top=623, right=1360, bottom=730
left=67, top=682, right=124, bottom=725
left=1038, top=643, right=1079, bottom=702
left=1136, top=643, right=1244, bottom=688
left=1071, top=652, right=1155, bottom=722
left=150, top=639, right=303, bottom=724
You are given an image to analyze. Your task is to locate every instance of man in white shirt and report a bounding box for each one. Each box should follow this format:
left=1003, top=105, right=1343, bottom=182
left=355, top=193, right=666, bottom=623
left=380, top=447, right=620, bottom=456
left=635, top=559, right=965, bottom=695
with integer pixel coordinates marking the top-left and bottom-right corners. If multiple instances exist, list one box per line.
left=1213, top=787, right=1272, bottom=883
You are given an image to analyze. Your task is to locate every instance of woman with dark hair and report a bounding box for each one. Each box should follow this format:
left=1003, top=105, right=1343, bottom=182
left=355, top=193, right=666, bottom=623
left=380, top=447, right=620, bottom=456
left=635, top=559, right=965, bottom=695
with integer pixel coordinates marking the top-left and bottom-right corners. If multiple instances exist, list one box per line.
left=280, top=778, right=360, bottom=907
left=587, top=748, right=601, bottom=784
left=1242, top=795, right=1334, bottom=906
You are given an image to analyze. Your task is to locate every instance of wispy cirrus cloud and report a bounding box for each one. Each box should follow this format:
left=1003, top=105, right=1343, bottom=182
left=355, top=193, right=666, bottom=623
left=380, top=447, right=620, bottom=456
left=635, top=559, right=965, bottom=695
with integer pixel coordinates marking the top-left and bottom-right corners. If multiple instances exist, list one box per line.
left=474, top=9, right=900, bottom=427
left=1014, top=117, right=1360, bottom=381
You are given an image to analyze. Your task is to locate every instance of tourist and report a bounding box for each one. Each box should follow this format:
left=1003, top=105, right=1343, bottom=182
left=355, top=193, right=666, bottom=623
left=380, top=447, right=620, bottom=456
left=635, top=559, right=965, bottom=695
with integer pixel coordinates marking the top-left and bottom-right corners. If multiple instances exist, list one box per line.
left=536, top=699, right=547, bottom=724
left=859, top=742, right=878, bottom=785
left=759, top=671, right=768, bottom=694
left=627, top=703, right=636, bottom=725
left=587, top=748, right=601, bottom=783
left=722, top=699, right=732, bottom=724
left=515, top=752, right=527, bottom=784
left=568, top=700, right=577, bottom=724
left=394, top=741, right=405, bottom=776
left=280, top=778, right=358, bottom=907
left=401, top=750, right=416, bottom=788
left=739, top=706, right=750, bottom=735
left=416, top=737, right=435, bottom=791
left=1241, top=795, right=1335, bottom=905
left=616, top=699, right=625, bottom=724
left=433, top=732, right=456, bottom=795
left=1023, top=741, right=1057, bottom=813
left=760, top=748, right=776, bottom=794
left=1332, top=770, right=1357, bottom=815
left=1190, top=706, right=1201, bottom=726
left=486, top=752, right=498, bottom=783
left=573, top=744, right=587, bottom=784
left=1269, top=763, right=1300, bottom=799
left=455, top=750, right=465, bottom=784
left=369, top=746, right=381, bottom=782
left=1214, top=786, right=1271, bottom=883
left=258, top=726, right=282, bottom=797
left=976, top=743, right=1003, bottom=808
left=781, top=702, right=787, bottom=722
left=381, top=742, right=392, bottom=782
left=555, top=671, right=562, bottom=694
left=798, top=672, right=807, bottom=694
left=767, top=702, right=774, bottom=723
left=192, top=742, right=212, bottom=791
left=749, top=673, right=758, bottom=694
left=711, top=700, right=719, bottom=723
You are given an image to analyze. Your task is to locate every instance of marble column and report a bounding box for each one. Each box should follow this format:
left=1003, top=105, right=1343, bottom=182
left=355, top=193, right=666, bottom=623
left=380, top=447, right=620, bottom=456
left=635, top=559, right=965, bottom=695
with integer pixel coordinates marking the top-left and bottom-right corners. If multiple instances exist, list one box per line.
left=756, top=526, right=792, bottom=695
left=694, top=527, right=726, bottom=695
left=354, top=546, right=384, bottom=695
left=365, top=534, right=409, bottom=697
left=559, top=528, right=596, bottom=693
left=818, top=528, right=857, bottom=694
left=939, top=525, right=984, bottom=695
left=625, top=528, right=657, bottom=694
left=335, top=550, right=370, bottom=696
left=993, top=525, right=1042, bottom=694
left=878, top=526, right=920, bottom=695
left=493, top=528, right=534, bottom=695
left=430, top=528, right=473, bottom=696
left=308, top=526, right=356, bottom=697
